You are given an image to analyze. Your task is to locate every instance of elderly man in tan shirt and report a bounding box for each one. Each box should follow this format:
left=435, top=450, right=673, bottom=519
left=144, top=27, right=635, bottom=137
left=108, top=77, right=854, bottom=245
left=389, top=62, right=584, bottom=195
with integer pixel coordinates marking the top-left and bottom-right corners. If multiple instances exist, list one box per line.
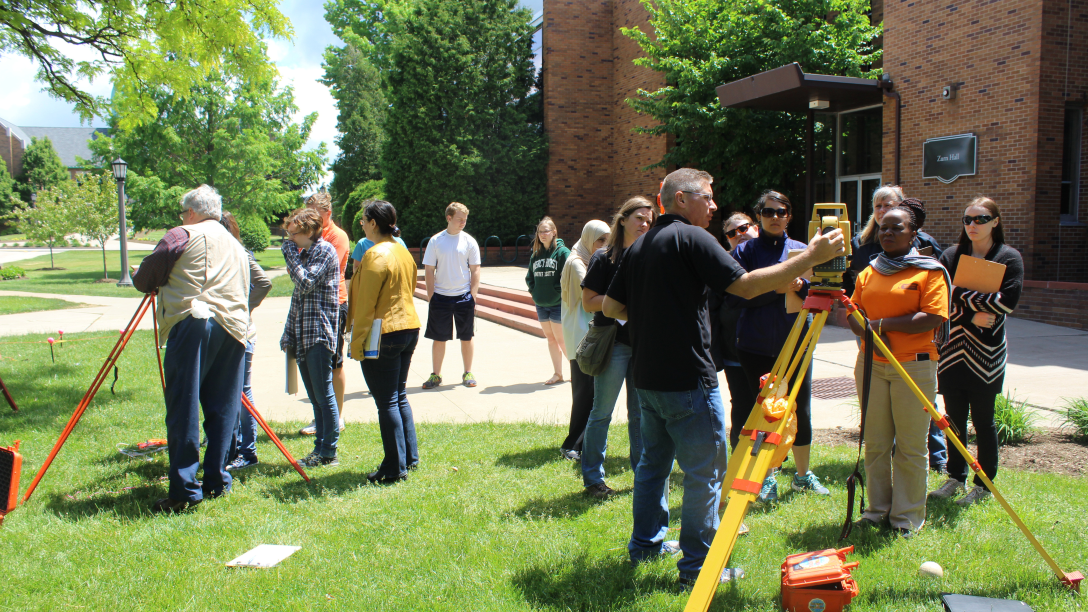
left=133, top=184, right=250, bottom=514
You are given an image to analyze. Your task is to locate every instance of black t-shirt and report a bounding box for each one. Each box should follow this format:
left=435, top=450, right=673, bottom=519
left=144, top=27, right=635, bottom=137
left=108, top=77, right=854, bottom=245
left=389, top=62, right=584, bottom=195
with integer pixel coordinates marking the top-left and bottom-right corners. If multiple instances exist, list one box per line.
left=606, top=214, right=746, bottom=392
left=582, top=248, right=631, bottom=346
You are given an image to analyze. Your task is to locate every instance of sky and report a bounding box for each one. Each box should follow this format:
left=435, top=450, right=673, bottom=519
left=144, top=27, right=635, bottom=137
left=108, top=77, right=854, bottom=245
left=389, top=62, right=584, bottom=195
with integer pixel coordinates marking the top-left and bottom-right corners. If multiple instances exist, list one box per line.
left=0, top=0, right=544, bottom=191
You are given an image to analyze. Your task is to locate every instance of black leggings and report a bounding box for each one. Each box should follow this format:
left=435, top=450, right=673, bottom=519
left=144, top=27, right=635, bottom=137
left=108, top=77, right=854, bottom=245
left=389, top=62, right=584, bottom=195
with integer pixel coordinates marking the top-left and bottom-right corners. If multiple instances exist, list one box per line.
left=943, top=387, right=999, bottom=488
left=737, top=349, right=813, bottom=447
left=562, top=360, right=594, bottom=451
left=725, top=365, right=756, bottom=450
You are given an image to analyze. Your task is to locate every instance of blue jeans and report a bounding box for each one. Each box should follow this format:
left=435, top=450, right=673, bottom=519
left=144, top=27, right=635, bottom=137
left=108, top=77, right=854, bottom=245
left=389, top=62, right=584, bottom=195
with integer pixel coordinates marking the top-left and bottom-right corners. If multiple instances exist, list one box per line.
left=297, top=343, right=340, bottom=458
left=163, top=316, right=244, bottom=502
left=232, top=341, right=258, bottom=460
left=628, top=383, right=729, bottom=581
left=582, top=342, right=642, bottom=486
left=928, top=417, right=948, bottom=471
left=361, top=329, right=420, bottom=476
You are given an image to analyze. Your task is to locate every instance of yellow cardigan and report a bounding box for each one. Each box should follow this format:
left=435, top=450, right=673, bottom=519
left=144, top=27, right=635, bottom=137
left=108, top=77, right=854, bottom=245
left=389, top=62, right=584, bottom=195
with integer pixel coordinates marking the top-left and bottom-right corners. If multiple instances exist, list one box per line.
left=348, top=240, right=421, bottom=359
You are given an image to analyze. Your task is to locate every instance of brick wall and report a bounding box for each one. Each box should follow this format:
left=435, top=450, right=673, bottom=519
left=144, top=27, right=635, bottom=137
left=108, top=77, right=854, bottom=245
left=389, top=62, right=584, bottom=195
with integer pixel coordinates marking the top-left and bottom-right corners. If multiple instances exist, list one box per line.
left=542, top=0, right=665, bottom=240
left=883, top=0, right=1088, bottom=283
left=1036, top=0, right=1088, bottom=281
left=0, top=125, right=24, bottom=178
left=1013, top=280, right=1088, bottom=329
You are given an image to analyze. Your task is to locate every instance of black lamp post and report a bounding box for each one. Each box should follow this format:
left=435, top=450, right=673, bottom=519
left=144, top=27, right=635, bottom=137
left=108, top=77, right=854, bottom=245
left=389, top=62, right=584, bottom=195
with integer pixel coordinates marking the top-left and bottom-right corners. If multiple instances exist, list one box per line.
left=111, top=158, right=133, bottom=288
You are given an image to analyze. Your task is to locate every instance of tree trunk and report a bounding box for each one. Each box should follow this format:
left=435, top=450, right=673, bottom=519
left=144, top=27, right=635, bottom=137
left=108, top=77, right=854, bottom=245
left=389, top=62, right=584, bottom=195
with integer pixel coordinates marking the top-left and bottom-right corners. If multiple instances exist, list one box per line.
left=101, top=244, right=108, bottom=280
left=49, top=243, right=54, bottom=269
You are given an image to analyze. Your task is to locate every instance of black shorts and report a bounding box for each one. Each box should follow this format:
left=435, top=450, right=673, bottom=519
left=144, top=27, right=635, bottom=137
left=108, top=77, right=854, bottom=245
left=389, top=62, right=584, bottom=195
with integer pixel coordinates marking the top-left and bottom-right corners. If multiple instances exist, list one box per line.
left=425, top=292, right=476, bottom=341
left=334, top=301, right=348, bottom=369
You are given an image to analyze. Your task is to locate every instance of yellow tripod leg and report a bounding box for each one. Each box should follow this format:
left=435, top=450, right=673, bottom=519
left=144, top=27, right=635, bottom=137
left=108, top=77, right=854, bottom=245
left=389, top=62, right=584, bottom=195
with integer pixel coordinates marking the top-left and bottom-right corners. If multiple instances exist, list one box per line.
left=845, top=308, right=1082, bottom=592
left=685, top=311, right=830, bottom=612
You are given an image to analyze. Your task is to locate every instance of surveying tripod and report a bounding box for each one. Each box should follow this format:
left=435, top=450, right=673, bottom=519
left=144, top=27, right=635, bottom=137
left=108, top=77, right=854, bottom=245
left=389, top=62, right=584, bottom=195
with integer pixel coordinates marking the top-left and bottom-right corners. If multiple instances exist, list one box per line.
left=683, top=205, right=1081, bottom=612
left=18, top=292, right=309, bottom=508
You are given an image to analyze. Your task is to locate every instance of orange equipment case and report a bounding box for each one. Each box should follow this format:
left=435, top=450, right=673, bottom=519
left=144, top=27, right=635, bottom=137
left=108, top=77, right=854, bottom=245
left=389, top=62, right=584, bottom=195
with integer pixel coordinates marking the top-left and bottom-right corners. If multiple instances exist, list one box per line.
left=1, top=440, right=22, bottom=527
left=781, top=546, right=860, bottom=612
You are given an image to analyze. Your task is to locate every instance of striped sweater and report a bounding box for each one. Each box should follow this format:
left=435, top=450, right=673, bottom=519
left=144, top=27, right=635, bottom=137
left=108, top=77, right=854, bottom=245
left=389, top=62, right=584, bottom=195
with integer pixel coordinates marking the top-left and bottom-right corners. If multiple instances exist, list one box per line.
left=937, top=243, right=1024, bottom=394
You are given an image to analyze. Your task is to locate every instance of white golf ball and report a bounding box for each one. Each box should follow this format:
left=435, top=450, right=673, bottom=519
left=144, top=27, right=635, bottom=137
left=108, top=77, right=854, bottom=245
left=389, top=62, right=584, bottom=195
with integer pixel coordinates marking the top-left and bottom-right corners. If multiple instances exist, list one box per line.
left=918, top=561, right=944, bottom=578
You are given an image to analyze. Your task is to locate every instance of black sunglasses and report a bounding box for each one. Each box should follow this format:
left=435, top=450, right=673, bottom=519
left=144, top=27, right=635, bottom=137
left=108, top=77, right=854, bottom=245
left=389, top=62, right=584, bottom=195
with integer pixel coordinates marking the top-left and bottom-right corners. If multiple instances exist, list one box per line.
left=963, top=214, right=996, bottom=226
left=724, top=222, right=753, bottom=238
left=760, top=207, right=790, bottom=219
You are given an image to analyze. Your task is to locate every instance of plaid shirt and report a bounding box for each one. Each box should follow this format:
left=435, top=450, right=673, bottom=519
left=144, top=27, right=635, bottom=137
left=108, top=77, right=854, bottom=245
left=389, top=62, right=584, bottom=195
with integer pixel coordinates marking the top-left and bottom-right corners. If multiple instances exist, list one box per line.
left=280, top=238, right=341, bottom=359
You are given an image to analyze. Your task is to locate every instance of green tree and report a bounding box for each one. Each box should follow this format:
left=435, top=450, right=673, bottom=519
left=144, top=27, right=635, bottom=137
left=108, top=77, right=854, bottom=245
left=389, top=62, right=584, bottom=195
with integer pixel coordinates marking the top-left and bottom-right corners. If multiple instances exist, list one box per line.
left=322, top=43, right=387, bottom=221
left=16, top=137, right=69, bottom=202
left=623, top=0, right=881, bottom=210
left=1, top=0, right=291, bottom=127
left=8, top=182, right=76, bottom=268
left=88, top=70, right=326, bottom=228
left=69, top=172, right=120, bottom=280
left=0, top=162, right=19, bottom=228
left=377, top=0, right=547, bottom=245
left=343, top=178, right=386, bottom=241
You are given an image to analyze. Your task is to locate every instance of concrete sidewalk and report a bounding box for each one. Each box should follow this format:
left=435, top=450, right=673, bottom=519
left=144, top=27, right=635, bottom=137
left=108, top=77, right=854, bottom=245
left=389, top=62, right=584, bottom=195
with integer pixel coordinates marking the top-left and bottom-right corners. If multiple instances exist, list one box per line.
left=2, top=283, right=1085, bottom=429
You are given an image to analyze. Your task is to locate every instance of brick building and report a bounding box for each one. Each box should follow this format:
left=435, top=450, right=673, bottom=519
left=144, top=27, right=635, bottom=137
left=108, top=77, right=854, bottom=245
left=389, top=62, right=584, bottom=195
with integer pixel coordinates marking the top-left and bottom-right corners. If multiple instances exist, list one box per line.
left=0, top=116, right=108, bottom=180
left=542, top=0, right=1087, bottom=328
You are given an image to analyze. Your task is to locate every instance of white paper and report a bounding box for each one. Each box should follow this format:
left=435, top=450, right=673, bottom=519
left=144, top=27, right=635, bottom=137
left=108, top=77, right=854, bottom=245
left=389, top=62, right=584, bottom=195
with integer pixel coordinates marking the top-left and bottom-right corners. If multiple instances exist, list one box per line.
left=363, top=319, right=382, bottom=359
left=226, top=544, right=301, bottom=568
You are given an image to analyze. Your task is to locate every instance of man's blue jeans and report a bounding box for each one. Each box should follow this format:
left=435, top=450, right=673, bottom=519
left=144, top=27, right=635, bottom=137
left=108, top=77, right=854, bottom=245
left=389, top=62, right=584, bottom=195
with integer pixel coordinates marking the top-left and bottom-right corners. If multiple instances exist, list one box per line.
left=297, top=343, right=340, bottom=458
left=232, top=340, right=258, bottom=460
left=361, top=330, right=420, bottom=477
left=163, top=316, right=244, bottom=502
left=628, top=383, right=729, bottom=581
left=582, top=341, right=642, bottom=487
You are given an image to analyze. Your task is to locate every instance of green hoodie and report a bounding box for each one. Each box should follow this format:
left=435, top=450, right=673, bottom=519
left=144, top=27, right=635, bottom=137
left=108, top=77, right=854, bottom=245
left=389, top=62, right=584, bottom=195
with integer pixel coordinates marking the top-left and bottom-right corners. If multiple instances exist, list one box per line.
left=525, top=238, right=569, bottom=307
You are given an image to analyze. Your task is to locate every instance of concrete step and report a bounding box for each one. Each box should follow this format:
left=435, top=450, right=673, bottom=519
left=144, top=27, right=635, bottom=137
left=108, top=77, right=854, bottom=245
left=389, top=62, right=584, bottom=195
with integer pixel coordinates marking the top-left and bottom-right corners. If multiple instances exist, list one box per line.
left=413, top=284, right=544, bottom=338
left=479, top=284, right=535, bottom=306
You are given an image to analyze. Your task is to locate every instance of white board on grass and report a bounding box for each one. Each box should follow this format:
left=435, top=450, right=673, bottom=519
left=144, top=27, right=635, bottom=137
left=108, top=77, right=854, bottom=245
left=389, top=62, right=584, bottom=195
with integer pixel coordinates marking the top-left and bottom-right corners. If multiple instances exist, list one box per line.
left=226, top=544, right=301, bottom=568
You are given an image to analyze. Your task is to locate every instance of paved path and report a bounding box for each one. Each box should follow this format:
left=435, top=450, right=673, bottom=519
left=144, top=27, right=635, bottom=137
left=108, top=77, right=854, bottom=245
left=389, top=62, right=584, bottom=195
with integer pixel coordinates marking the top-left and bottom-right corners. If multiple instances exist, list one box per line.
left=2, top=279, right=1085, bottom=429
left=0, top=241, right=155, bottom=266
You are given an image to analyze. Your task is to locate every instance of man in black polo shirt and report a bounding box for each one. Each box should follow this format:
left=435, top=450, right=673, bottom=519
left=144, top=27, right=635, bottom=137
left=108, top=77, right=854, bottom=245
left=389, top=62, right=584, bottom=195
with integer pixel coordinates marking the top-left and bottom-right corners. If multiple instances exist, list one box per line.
left=603, top=168, right=844, bottom=586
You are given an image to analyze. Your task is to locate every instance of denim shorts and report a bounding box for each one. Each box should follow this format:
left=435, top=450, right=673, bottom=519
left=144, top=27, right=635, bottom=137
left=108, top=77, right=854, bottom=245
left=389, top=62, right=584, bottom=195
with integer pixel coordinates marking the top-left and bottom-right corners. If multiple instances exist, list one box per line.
left=535, top=304, right=562, bottom=323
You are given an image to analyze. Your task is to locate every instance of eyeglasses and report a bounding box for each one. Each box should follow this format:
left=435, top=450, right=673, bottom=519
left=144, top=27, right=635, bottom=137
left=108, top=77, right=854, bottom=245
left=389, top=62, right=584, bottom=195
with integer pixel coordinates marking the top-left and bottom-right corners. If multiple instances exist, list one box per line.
left=178, top=209, right=190, bottom=221
left=684, top=191, right=714, bottom=200
left=724, top=222, right=753, bottom=238
left=760, top=207, right=790, bottom=219
left=963, top=214, right=995, bottom=226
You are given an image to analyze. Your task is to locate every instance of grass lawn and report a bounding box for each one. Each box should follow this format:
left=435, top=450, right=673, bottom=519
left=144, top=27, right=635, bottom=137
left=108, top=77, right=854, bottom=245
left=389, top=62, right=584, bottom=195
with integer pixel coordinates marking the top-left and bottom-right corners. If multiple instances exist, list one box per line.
left=133, top=229, right=168, bottom=243
left=0, top=331, right=1085, bottom=610
left=0, top=250, right=149, bottom=298
left=0, top=295, right=90, bottom=315
left=0, top=233, right=27, bottom=242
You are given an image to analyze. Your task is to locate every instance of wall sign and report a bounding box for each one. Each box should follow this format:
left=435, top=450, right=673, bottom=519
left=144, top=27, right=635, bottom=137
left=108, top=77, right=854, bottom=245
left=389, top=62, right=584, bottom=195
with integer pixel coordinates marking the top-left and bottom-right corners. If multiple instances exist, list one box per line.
left=923, top=133, right=977, bottom=183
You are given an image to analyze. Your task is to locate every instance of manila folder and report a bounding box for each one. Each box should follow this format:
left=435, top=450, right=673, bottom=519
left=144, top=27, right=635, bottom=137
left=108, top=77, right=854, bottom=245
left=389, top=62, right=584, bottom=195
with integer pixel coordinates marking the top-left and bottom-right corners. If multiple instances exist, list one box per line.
left=285, top=348, right=298, bottom=395
left=952, top=254, right=1005, bottom=293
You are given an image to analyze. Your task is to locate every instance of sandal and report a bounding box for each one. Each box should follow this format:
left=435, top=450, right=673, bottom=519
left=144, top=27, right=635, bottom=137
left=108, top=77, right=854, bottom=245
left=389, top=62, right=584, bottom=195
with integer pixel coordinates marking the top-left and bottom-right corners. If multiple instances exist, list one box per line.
left=544, top=374, right=564, bottom=385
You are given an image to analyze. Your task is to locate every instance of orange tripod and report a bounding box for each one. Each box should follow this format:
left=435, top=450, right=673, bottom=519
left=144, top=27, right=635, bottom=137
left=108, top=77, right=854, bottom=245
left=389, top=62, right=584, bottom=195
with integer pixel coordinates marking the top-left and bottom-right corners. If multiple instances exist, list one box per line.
left=20, top=292, right=309, bottom=507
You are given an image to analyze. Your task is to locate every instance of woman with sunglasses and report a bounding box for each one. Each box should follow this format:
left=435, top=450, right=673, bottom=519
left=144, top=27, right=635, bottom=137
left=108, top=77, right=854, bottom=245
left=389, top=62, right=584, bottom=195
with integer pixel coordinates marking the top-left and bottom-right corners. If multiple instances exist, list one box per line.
left=711, top=213, right=758, bottom=451
left=730, top=191, right=829, bottom=503
left=930, top=197, right=1023, bottom=507
left=845, top=185, right=943, bottom=297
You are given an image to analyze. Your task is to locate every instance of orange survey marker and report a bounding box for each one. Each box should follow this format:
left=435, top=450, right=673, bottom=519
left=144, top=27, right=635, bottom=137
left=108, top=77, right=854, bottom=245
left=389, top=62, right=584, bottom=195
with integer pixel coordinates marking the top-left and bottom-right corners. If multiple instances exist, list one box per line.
left=1, top=440, right=22, bottom=527
left=781, top=546, right=859, bottom=612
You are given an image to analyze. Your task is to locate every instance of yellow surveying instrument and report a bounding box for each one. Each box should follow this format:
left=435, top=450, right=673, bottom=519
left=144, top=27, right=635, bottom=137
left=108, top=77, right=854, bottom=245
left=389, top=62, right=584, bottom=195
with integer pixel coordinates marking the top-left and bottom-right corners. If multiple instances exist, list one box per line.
left=683, top=204, right=1082, bottom=612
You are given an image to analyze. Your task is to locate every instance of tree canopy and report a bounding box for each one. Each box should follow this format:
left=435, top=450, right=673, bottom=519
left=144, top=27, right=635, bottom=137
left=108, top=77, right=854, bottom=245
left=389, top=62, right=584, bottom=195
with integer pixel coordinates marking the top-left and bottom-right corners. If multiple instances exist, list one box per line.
left=623, top=0, right=882, bottom=212
left=87, top=70, right=326, bottom=231
left=7, top=180, right=75, bottom=267
left=371, top=0, right=547, bottom=245
left=321, top=43, right=386, bottom=222
left=1, top=0, right=292, bottom=127
left=16, top=136, right=69, bottom=202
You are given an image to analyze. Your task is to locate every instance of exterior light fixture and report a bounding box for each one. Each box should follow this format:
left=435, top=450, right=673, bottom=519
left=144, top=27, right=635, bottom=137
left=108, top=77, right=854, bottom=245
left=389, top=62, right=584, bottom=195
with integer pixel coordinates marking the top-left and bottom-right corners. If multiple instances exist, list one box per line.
left=809, top=96, right=830, bottom=110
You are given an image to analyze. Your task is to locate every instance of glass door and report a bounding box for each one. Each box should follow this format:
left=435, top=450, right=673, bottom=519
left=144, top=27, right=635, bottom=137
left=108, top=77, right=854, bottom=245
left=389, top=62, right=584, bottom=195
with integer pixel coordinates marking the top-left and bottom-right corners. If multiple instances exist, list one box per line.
left=835, top=106, right=883, bottom=231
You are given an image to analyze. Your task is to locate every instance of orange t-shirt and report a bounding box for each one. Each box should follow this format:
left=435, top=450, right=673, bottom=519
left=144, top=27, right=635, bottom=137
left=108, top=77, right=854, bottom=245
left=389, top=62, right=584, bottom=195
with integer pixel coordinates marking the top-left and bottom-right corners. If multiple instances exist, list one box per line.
left=852, top=266, right=948, bottom=363
left=322, top=222, right=350, bottom=304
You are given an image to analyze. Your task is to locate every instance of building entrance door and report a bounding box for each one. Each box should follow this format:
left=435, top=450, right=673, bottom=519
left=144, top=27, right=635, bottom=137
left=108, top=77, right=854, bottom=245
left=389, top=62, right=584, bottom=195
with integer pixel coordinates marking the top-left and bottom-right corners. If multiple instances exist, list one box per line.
left=833, top=106, right=883, bottom=232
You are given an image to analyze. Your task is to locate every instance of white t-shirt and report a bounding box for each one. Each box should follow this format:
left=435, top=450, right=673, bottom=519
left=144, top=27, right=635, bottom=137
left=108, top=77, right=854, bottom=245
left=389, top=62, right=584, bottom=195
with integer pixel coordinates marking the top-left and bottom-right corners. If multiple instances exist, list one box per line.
left=422, top=230, right=481, bottom=296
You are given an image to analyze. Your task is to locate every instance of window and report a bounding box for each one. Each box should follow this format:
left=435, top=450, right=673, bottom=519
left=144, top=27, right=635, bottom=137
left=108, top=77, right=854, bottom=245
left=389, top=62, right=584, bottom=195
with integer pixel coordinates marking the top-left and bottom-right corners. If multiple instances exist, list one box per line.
left=1061, top=107, right=1083, bottom=221
left=834, top=106, right=883, bottom=230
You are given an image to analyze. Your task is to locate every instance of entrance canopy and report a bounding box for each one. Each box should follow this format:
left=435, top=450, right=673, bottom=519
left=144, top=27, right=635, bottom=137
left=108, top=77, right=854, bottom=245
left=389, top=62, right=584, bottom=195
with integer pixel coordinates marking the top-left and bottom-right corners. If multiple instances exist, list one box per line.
left=716, top=63, right=882, bottom=113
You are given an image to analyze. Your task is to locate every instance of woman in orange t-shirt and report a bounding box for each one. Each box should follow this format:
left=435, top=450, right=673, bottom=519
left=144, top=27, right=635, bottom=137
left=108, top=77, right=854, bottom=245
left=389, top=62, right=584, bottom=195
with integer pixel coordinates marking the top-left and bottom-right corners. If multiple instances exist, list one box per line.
left=847, top=199, right=949, bottom=538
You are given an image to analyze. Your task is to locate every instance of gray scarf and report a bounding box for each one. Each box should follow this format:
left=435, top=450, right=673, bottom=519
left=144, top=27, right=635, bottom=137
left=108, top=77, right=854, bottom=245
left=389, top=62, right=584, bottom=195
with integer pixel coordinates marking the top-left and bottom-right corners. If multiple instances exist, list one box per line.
left=870, top=247, right=952, bottom=346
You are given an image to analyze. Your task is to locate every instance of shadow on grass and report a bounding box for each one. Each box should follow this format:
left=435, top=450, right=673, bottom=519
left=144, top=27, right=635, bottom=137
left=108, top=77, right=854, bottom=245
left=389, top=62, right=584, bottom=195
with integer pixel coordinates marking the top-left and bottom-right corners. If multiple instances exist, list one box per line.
left=512, top=553, right=772, bottom=611
left=512, top=487, right=632, bottom=520
left=786, top=519, right=899, bottom=555
left=496, top=446, right=558, bottom=469
left=268, top=468, right=371, bottom=502
left=860, top=582, right=1045, bottom=607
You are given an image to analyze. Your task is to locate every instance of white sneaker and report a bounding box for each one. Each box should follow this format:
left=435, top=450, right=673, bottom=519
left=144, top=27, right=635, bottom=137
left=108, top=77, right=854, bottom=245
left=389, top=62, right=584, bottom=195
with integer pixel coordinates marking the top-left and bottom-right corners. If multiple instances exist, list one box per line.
left=299, top=420, right=316, bottom=436
left=929, top=477, right=965, bottom=499
left=339, top=417, right=345, bottom=432
left=955, top=485, right=992, bottom=506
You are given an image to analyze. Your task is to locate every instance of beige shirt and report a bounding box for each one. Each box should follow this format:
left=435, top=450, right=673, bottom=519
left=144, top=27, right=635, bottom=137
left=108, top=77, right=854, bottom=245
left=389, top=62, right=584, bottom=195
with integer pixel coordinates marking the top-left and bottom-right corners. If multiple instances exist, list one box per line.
left=157, top=220, right=251, bottom=344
